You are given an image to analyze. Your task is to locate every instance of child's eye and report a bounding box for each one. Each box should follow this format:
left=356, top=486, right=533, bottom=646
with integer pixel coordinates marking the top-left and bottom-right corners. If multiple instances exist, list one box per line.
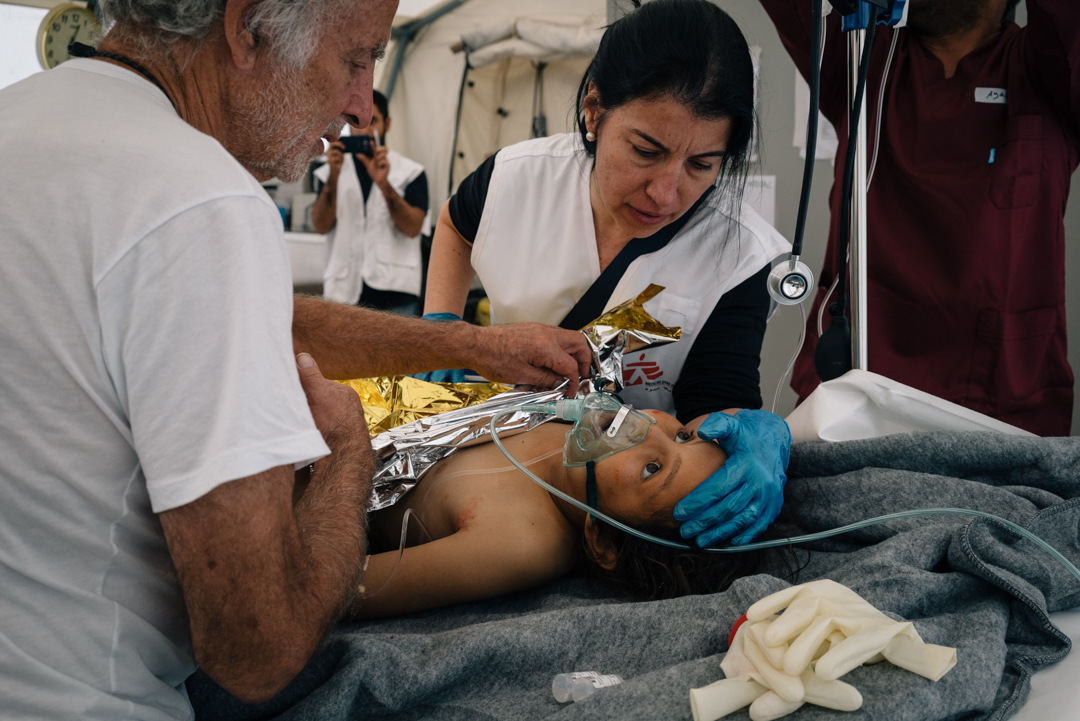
left=675, top=430, right=692, bottom=443
left=643, top=461, right=662, bottom=480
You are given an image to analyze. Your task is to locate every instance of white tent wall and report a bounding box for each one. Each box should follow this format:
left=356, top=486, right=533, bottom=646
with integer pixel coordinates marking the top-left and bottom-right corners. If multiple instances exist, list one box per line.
left=450, top=55, right=593, bottom=192
left=379, top=0, right=606, bottom=218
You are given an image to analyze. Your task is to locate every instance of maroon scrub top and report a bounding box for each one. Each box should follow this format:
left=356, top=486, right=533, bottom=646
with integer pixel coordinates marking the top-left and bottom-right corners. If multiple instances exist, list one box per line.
left=761, top=0, right=1080, bottom=435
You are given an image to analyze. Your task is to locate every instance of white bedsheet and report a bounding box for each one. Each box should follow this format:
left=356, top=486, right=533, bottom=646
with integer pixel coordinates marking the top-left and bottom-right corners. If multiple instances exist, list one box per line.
left=786, top=369, right=1034, bottom=443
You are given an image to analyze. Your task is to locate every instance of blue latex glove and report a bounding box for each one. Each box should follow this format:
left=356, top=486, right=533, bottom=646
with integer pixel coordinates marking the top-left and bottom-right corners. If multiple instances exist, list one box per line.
left=673, top=409, right=791, bottom=547
left=412, top=313, right=468, bottom=384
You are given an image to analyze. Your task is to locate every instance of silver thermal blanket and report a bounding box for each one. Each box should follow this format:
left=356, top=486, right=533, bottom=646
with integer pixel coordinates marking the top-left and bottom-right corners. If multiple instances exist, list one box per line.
left=187, top=431, right=1080, bottom=720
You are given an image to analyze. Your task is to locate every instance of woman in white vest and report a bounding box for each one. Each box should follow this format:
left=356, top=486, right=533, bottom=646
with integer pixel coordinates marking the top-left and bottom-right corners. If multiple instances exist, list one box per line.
left=424, top=0, right=793, bottom=550
left=313, top=90, right=431, bottom=315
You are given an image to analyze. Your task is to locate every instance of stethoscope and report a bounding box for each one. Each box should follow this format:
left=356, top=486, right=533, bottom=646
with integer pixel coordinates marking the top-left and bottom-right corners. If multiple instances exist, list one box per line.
left=765, top=0, right=827, bottom=308
left=766, top=0, right=902, bottom=389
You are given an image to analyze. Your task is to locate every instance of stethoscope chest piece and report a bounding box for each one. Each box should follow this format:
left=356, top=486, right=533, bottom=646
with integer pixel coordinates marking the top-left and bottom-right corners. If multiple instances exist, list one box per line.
left=768, top=257, right=815, bottom=305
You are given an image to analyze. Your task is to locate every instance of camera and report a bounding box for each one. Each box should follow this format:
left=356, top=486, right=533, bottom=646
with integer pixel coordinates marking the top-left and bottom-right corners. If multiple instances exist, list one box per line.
left=339, top=135, right=374, bottom=157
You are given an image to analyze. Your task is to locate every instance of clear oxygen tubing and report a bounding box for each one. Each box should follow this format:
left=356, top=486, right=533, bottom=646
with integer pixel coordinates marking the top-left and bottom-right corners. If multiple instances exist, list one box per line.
left=488, top=410, right=1080, bottom=585
left=817, top=28, right=899, bottom=339
left=866, top=28, right=900, bottom=187
left=358, top=508, right=434, bottom=599
left=772, top=302, right=807, bottom=415
left=356, top=448, right=563, bottom=599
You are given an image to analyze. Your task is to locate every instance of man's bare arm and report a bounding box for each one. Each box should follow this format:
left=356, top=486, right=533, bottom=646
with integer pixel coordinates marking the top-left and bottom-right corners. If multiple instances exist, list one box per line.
left=378, top=181, right=426, bottom=238
left=310, top=179, right=338, bottom=234
left=358, top=146, right=425, bottom=237
left=311, top=144, right=345, bottom=235
left=158, top=356, right=372, bottom=703
left=293, top=296, right=592, bottom=394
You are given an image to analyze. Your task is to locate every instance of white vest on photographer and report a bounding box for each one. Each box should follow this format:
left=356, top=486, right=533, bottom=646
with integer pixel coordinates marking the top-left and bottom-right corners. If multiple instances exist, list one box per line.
left=316, top=150, right=430, bottom=304
left=470, top=134, right=790, bottom=414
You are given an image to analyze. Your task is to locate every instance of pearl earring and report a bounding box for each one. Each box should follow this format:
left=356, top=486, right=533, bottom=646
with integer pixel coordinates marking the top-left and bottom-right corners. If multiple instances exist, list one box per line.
left=586, top=131, right=596, bottom=142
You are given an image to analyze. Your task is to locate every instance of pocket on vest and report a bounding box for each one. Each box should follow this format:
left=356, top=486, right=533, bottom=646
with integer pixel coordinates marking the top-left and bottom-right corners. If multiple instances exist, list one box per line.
left=376, top=240, right=419, bottom=268
left=650, top=292, right=702, bottom=339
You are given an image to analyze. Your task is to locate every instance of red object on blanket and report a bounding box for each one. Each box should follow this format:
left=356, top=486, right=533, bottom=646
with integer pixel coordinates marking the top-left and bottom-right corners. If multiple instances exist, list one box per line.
left=729, top=612, right=748, bottom=648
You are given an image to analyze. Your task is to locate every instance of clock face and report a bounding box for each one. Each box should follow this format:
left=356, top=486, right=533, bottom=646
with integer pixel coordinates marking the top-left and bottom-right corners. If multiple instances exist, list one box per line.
left=37, top=4, right=101, bottom=71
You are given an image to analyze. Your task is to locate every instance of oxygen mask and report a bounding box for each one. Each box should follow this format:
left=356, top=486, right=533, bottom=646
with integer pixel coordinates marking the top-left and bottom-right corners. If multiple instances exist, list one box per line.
left=522, top=392, right=655, bottom=468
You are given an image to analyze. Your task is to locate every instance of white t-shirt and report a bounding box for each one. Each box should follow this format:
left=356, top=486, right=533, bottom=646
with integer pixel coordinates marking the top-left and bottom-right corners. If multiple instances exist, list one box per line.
left=0, top=60, right=329, bottom=719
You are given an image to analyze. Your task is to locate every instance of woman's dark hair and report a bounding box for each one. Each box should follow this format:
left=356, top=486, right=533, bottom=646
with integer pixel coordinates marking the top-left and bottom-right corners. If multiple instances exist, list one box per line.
left=580, top=503, right=806, bottom=602
left=575, top=0, right=757, bottom=188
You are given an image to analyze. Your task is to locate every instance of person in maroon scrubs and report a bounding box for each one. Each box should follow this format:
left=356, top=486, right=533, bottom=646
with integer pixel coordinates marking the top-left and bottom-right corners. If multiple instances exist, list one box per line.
left=762, top=0, right=1079, bottom=435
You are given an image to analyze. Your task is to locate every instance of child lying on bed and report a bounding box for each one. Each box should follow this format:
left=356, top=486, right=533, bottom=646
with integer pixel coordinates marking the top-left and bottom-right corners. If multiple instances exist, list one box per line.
left=351, top=406, right=800, bottom=619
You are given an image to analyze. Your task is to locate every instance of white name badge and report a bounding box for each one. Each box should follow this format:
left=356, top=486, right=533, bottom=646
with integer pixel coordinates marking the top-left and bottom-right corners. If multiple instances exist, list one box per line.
left=975, top=87, right=1007, bottom=104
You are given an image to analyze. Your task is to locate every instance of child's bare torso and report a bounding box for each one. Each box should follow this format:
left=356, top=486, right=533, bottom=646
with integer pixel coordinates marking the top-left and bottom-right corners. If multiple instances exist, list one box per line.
left=370, top=422, right=572, bottom=552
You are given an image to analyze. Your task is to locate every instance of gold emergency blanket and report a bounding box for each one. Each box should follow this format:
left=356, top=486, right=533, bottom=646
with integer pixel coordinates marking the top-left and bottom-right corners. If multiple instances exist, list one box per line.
left=363, top=383, right=581, bottom=510
left=583, top=283, right=681, bottom=394
left=337, top=376, right=511, bottom=437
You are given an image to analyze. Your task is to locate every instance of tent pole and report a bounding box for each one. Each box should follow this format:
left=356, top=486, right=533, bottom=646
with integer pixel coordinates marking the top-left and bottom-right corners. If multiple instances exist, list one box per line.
left=383, top=35, right=411, bottom=100
left=384, top=0, right=471, bottom=100
left=447, top=61, right=472, bottom=195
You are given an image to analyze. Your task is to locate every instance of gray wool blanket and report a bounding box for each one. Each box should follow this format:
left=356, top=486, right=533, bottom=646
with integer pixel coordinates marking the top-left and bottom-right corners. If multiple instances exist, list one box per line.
left=188, top=432, right=1080, bottom=720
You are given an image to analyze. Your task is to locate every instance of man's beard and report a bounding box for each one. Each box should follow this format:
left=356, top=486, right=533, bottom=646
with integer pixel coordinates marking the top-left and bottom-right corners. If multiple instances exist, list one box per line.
left=907, top=0, right=989, bottom=38
left=230, top=63, right=344, bottom=182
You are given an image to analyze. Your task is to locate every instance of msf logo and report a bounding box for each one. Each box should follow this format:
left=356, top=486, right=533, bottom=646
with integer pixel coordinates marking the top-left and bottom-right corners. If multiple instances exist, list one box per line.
left=624, top=353, right=663, bottom=387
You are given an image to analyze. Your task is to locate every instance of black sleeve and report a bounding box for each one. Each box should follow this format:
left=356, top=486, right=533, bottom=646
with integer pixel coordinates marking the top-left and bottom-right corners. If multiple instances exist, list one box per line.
left=403, top=171, right=429, bottom=214
left=672, top=263, right=772, bottom=423
left=447, top=152, right=498, bottom=242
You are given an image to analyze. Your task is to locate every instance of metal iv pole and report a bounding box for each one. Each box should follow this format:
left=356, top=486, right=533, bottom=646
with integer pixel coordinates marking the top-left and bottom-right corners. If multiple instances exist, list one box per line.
left=848, top=29, right=869, bottom=371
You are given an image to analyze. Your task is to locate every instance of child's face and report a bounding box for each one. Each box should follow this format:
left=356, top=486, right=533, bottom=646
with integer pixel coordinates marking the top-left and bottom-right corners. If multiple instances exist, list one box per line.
left=592, top=410, right=727, bottom=527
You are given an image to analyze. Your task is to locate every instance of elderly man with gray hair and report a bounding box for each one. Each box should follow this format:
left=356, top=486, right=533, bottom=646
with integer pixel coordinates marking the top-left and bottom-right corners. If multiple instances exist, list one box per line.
left=0, top=1, right=590, bottom=718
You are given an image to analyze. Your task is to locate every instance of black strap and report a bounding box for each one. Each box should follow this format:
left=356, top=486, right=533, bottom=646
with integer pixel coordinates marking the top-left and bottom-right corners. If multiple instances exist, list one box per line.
left=69, top=41, right=176, bottom=111
left=558, top=186, right=715, bottom=331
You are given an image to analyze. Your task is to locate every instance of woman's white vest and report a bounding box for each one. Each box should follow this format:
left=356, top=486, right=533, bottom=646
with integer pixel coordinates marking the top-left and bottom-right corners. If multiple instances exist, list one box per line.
left=471, top=133, right=790, bottom=414
left=315, top=150, right=430, bottom=304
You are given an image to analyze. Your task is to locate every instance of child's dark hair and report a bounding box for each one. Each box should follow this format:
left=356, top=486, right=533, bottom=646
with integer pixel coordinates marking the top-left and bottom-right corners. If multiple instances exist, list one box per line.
left=581, top=503, right=806, bottom=602
left=575, top=0, right=757, bottom=188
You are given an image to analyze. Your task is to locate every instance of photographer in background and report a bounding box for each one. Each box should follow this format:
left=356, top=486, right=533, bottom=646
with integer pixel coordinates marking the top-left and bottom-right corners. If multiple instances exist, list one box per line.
left=312, top=90, right=429, bottom=315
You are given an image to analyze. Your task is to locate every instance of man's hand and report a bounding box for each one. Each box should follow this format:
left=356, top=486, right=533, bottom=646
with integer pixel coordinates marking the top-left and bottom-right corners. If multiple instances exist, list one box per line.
left=326, top=141, right=346, bottom=176
left=465, top=323, right=592, bottom=396
left=295, top=352, right=368, bottom=449
left=673, top=409, right=791, bottom=547
left=356, top=145, right=390, bottom=188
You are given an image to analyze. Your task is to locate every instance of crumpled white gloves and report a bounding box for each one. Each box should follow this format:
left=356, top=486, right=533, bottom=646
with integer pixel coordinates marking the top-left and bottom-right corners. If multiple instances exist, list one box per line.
left=690, top=580, right=957, bottom=721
